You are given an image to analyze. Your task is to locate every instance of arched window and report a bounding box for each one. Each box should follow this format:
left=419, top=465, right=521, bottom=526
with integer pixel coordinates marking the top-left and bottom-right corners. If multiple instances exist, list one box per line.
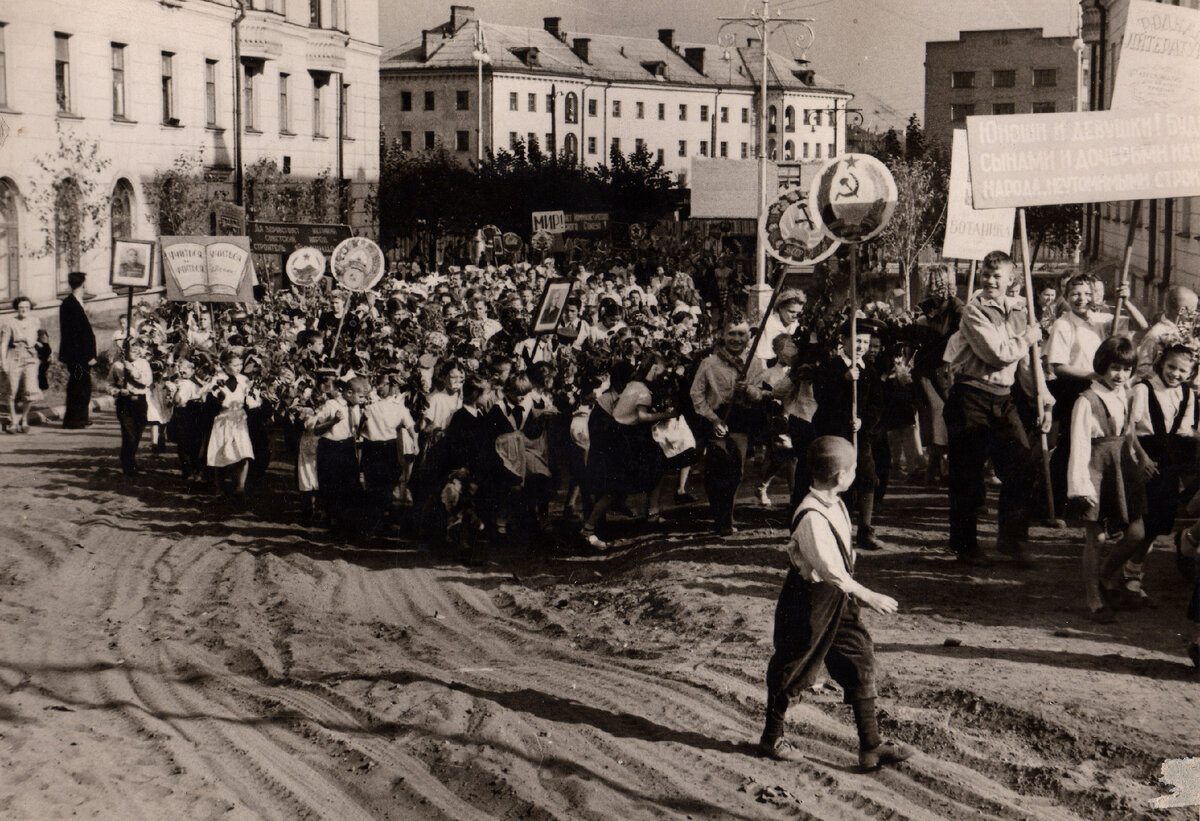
left=0, top=179, right=19, bottom=301
left=55, top=177, right=82, bottom=293
left=784, top=140, right=795, bottom=161
left=784, top=106, right=795, bottom=132
left=767, top=138, right=777, bottom=160
left=768, top=105, right=777, bottom=132
left=563, top=133, right=578, bottom=164
left=111, top=179, right=134, bottom=243
left=564, top=92, right=578, bottom=124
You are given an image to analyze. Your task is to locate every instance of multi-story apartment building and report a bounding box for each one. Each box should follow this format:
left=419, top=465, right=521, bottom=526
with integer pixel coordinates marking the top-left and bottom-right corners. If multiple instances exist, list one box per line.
left=380, top=5, right=851, bottom=185
left=1080, top=0, right=1200, bottom=305
left=0, top=0, right=380, bottom=309
left=924, top=28, right=1080, bottom=151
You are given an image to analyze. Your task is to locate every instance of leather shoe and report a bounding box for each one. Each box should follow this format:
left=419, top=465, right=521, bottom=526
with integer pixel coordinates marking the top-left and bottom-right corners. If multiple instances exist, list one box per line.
left=859, top=740, right=914, bottom=772
left=758, top=735, right=804, bottom=762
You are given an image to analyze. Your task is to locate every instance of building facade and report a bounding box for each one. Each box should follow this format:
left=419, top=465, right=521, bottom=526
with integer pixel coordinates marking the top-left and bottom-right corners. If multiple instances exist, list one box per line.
left=924, top=28, right=1080, bottom=151
left=380, top=5, right=852, bottom=186
left=0, top=0, right=380, bottom=309
left=1080, top=0, right=1200, bottom=305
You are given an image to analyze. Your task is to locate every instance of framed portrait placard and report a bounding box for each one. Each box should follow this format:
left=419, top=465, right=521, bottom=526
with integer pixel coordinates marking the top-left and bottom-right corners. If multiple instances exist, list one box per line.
left=530, top=278, right=573, bottom=336
left=111, top=238, right=157, bottom=289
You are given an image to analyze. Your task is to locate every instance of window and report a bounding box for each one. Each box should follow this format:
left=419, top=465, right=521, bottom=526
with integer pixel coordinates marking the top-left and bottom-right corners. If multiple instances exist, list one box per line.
left=992, top=102, right=1015, bottom=115
left=1033, top=68, right=1057, bottom=87
left=802, top=142, right=809, bottom=158
left=768, top=105, right=777, bottom=131
left=741, top=107, right=749, bottom=123
left=768, top=139, right=776, bottom=159
left=719, top=141, right=727, bottom=158
left=528, top=132, right=537, bottom=149
left=528, top=92, right=536, bottom=112
left=278, top=73, right=291, bottom=131
left=456, top=90, right=469, bottom=111
left=0, top=179, right=20, bottom=301
left=784, top=106, right=795, bottom=131
left=55, top=178, right=81, bottom=292
left=312, top=75, right=325, bottom=136
left=0, top=24, right=7, bottom=108
left=161, top=53, right=176, bottom=122
left=678, top=140, right=687, bottom=156
left=330, top=0, right=341, bottom=30
left=309, top=0, right=321, bottom=27
left=544, top=133, right=552, bottom=151
left=656, top=148, right=664, bottom=163
left=700, top=105, right=709, bottom=121
left=679, top=104, right=687, bottom=120
left=510, top=131, right=519, bottom=149
left=992, top=69, right=1015, bottom=88
left=699, top=140, right=708, bottom=157
left=610, top=137, right=620, bottom=154
left=244, top=64, right=258, bottom=130
left=563, top=133, right=578, bottom=163
left=658, top=103, right=665, bottom=120
left=456, top=130, right=469, bottom=151
left=814, top=143, right=821, bottom=159
left=587, top=136, right=597, bottom=154
left=950, top=103, right=975, bottom=121
left=636, top=101, right=644, bottom=119
left=55, top=33, right=71, bottom=113
left=424, top=131, right=435, bottom=149
left=740, top=142, right=748, bottom=159
left=565, top=93, right=578, bottom=122
left=401, top=91, right=412, bottom=111
left=612, top=99, right=621, bottom=117
left=1032, top=101, right=1056, bottom=113
left=720, top=107, right=728, bottom=123
left=424, top=90, right=435, bottom=110
left=111, top=44, right=126, bottom=119
left=111, top=179, right=134, bottom=252
left=546, top=94, right=554, bottom=113
left=783, top=140, right=794, bottom=160
left=828, top=143, right=835, bottom=158
left=509, top=92, right=518, bottom=111
left=951, top=71, right=975, bottom=88
left=205, top=60, right=219, bottom=126
left=340, top=82, right=349, bottom=138
left=635, top=138, right=645, bottom=153
left=812, top=110, right=821, bottom=126
left=588, top=99, right=597, bottom=117
left=401, top=131, right=412, bottom=150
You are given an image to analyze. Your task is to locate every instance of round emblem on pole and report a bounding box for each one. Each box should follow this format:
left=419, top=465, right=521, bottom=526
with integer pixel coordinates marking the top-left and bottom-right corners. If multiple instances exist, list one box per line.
left=629, top=223, right=646, bottom=240
left=809, top=153, right=898, bottom=244
left=760, top=186, right=840, bottom=266
left=501, top=232, right=523, bottom=253
left=531, top=229, right=553, bottom=253
left=285, top=246, right=326, bottom=287
left=331, top=236, right=385, bottom=292
left=481, top=224, right=501, bottom=246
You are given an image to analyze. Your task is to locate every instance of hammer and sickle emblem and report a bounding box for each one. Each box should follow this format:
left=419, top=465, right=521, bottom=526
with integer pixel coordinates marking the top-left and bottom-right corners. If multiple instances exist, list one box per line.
left=835, top=171, right=860, bottom=200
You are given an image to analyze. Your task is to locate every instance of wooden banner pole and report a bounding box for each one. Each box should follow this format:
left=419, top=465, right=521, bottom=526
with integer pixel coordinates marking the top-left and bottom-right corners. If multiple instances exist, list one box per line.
left=124, top=288, right=134, bottom=358
left=1113, top=199, right=1142, bottom=337
left=1018, top=208, right=1061, bottom=527
left=720, top=257, right=788, bottom=426
left=850, top=249, right=859, bottom=455
left=966, top=259, right=977, bottom=300
left=330, top=290, right=356, bottom=359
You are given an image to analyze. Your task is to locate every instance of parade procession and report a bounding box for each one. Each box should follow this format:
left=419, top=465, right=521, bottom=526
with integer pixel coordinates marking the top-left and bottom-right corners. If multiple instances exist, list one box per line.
left=4, top=1, right=1200, bottom=818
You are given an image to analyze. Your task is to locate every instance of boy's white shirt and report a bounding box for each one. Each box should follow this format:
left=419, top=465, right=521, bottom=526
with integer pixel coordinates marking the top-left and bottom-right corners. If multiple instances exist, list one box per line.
left=786, top=487, right=857, bottom=593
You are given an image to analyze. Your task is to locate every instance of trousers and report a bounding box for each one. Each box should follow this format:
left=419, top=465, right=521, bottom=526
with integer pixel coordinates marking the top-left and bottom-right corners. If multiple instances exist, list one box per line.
left=116, top=395, right=147, bottom=474
left=63, top=364, right=91, bottom=428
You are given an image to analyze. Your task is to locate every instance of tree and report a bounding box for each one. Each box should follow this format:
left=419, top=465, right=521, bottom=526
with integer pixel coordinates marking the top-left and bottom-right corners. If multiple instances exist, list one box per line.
left=25, top=122, right=112, bottom=260
left=869, top=156, right=947, bottom=310
left=1023, top=205, right=1082, bottom=267
left=244, top=159, right=338, bottom=224
left=142, top=151, right=213, bottom=235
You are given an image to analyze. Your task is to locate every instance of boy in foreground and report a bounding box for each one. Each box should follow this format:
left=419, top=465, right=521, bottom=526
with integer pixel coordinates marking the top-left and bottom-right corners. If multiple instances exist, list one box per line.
left=758, top=435, right=914, bottom=772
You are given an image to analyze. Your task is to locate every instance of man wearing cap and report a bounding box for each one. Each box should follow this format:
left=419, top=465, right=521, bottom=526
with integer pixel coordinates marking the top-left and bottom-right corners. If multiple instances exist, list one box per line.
left=59, top=271, right=96, bottom=428
left=691, top=315, right=768, bottom=536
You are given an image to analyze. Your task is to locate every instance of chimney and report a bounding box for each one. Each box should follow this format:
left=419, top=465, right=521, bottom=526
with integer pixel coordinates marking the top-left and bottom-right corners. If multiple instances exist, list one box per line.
left=572, top=37, right=590, bottom=63
left=421, top=30, right=432, bottom=61
left=544, top=17, right=562, bottom=40
left=450, top=5, right=476, bottom=31
left=684, top=47, right=705, bottom=75
left=658, top=29, right=674, bottom=49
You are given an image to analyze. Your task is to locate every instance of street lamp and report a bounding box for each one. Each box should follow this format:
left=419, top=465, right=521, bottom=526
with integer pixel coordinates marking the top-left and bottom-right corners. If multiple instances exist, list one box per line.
left=717, top=3, right=814, bottom=317
left=472, top=19, right=491, bottom=165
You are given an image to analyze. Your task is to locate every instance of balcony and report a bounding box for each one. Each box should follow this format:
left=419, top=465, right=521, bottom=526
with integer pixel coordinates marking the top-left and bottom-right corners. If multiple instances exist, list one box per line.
left=240, top=12, right=284, bottom=60
left=306, top=28, right=348, bottom=72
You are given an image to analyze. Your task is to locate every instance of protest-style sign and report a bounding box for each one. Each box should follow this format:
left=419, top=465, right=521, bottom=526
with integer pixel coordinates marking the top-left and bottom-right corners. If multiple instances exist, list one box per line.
left=531, top=210, right=565, bottom=234
left=563, top=212, right=610, bottom=234
left=760, top=186, right=840, bottom=266
left=1111, top=0, right=1200, bottom=110
left=943, top=129, right=1016, bottom=260
left=162, top=236, right=256, bottom=303
left=966, top=109, right=1200, bottom=209
left=330, top=236, right=385, bottom=292
left=286, top=246, right=326, bottom=287
left=809, top=154, right=897, bottom=243
left=249, top=222, right=352, bottom=256
left=111, top=239, right=156, bottom=289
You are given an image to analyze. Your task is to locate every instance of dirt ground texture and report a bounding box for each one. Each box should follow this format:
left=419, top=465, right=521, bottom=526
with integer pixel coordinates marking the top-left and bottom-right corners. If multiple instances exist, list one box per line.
left=2, top=414, right=1199, bottom=820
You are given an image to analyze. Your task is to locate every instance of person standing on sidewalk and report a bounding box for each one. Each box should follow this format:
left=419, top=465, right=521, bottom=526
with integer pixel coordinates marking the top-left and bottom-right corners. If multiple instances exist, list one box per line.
left=59, top=271, right=96, bottom=429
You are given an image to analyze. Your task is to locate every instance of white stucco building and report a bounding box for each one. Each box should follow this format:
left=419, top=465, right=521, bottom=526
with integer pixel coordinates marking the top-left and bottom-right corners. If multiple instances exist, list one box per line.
left=380, top=5, right=851, bottom=186
left=0, top=0, right=380, bottom=310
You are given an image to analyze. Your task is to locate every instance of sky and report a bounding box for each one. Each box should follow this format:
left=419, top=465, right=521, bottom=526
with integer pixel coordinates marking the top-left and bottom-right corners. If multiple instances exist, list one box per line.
left=379, top=0, right=1079, bottom=129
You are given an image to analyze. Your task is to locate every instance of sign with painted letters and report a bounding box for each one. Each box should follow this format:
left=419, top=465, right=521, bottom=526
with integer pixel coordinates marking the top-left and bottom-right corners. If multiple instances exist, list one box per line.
left=531, top=210, right=565, bottom=234
left=1111, top=0, right=1200, bottom=110
left=966, top=109, right=1200, bottom=208
left=943, top=129, right=1015, bottom=260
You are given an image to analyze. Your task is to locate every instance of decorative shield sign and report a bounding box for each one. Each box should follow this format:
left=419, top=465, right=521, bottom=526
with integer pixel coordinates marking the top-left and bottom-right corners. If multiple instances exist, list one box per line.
left=481, top=224, right=502, bottom=246
left=809, top=154, right=897, bottom=244
left=501, top=232, right=523, bottom=253
left=629, top=223, right=646, bottom=240
left=760, top=186, right=840, bottom=266
left=531, top=229, right=554, bottom=253
left=331, top=236, right=385, bottom=292
left=286, top=246, right=326, bottom=287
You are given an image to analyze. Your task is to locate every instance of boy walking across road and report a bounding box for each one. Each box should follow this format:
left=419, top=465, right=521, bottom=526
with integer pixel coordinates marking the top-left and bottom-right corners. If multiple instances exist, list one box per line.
left=758, top=435, right=913, bottom=772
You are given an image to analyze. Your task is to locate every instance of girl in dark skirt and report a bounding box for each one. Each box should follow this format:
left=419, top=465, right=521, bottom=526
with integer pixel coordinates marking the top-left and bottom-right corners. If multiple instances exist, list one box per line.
left=610, top=352, right=676, bottom=520
left=1066, top=337, right=1152, bottom=622
left=167, top=356, right=207, bottom=482
left=579, top=359, right=633, bottom=549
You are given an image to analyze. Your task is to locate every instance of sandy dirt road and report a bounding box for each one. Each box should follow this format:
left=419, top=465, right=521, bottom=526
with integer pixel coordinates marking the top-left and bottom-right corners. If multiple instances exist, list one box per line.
left=1, top=414, right=1198, bottom=819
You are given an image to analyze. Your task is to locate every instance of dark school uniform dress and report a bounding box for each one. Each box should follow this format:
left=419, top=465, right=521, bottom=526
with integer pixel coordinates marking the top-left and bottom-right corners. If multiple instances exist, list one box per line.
left=1066, top=385, right=1146, bottom=527
left=1133, top=377, right=1193, bottom=538
left=764, top=491, right=877, bottom=737
left=313, top=398, right=364, bottom=532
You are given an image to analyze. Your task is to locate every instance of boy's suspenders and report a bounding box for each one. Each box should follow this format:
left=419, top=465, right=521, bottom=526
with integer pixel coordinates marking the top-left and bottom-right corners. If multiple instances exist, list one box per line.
left=791, top=506, right=855, bottom=575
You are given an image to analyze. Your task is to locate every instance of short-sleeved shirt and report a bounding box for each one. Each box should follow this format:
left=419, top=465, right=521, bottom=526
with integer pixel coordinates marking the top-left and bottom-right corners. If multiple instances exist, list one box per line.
left=1045, top=310, right=1112, bottom=373
left=612, top=381, right=653, bottom=426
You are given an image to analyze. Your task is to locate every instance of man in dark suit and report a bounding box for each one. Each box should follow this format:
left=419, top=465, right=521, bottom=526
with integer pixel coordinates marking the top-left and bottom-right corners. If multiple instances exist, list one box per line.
left=59, top=271, right=96, bottom=428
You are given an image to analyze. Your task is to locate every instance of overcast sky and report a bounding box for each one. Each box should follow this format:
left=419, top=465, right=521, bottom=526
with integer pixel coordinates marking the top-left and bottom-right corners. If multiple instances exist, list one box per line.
left=380, top=0, right=1079, bottom=129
